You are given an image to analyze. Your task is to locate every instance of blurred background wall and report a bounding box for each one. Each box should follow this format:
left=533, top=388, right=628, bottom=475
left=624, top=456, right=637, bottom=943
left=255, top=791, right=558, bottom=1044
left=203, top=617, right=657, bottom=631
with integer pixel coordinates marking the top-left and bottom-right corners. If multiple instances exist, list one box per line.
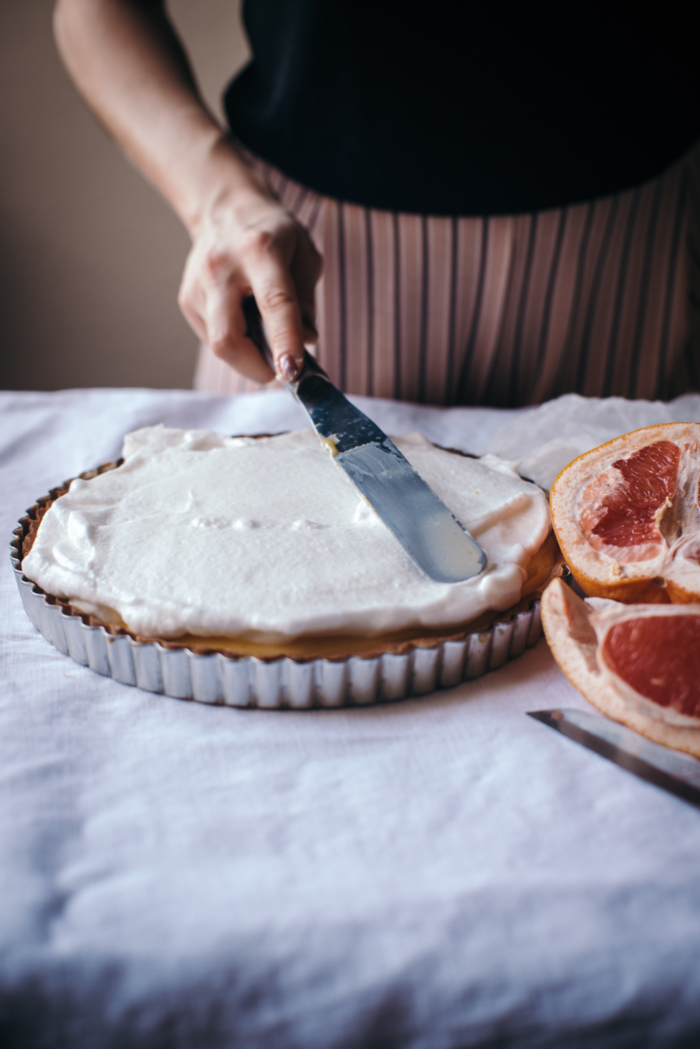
left=0, top=0, right=250, bottom=390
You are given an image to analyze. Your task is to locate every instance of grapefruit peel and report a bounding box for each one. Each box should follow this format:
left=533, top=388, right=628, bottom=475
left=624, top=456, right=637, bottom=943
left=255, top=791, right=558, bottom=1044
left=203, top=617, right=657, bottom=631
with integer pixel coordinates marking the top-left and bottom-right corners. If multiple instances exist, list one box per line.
left=541, top=578, right=700, bottom=758
left=549, top=422, right=700, bottom=604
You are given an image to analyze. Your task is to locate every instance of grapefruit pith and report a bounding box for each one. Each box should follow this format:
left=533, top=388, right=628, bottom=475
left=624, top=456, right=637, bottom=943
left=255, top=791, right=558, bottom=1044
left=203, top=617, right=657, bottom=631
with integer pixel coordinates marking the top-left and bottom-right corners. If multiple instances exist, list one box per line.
left=541, top=578, right=700, bottom=756
left=550, top=423, right=700, bottom=603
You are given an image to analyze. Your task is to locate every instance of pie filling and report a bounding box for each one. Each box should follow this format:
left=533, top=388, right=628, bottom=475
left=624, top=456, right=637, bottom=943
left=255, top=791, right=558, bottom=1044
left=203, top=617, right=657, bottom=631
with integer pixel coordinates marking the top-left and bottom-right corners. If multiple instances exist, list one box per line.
left=22, top=427, right=552, bottom=647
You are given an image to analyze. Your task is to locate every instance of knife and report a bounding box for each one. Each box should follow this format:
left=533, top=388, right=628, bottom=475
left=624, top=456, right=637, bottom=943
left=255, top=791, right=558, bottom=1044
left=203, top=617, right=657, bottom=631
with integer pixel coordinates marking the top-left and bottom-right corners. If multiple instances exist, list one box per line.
left=243, top=297, right=487, bottom=583
left=528, top=708, right=700, bottom=810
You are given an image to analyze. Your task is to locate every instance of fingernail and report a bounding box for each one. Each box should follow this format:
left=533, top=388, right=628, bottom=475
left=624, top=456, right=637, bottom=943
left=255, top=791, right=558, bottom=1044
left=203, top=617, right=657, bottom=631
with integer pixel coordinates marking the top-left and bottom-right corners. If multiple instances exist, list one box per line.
left=278, top=353, right=300, bottom=382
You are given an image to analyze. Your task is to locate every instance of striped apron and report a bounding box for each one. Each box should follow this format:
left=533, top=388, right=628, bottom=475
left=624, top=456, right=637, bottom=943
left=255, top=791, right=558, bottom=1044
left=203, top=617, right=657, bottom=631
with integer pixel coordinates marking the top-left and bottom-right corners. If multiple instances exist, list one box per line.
left=194, top=142, right=700, bottom=407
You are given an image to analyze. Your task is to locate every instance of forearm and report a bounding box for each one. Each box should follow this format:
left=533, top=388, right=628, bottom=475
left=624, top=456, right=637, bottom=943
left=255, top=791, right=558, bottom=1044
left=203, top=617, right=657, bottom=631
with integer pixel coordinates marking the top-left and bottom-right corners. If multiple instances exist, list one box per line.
left=53, top=0, right=271, bottom=234
left=54, top=0, right=321, bottom=382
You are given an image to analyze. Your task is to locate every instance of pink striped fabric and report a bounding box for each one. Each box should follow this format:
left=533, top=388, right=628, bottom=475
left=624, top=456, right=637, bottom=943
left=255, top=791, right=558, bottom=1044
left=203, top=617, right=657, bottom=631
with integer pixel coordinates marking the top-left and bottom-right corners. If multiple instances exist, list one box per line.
left=194, top=142, right=700, bottom=407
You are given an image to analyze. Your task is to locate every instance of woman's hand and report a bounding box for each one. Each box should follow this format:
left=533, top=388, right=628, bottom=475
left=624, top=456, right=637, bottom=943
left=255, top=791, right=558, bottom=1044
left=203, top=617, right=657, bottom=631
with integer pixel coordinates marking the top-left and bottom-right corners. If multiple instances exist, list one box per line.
left=53, top=0, right=321, bottom=383
left=179, top=184, right=322, bottom=384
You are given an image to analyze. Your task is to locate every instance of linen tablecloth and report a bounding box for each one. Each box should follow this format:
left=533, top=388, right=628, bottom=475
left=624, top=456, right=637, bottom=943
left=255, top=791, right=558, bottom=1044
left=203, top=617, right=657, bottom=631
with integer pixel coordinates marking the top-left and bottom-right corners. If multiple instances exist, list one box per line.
left=2, top=388, right=700, bottom=1049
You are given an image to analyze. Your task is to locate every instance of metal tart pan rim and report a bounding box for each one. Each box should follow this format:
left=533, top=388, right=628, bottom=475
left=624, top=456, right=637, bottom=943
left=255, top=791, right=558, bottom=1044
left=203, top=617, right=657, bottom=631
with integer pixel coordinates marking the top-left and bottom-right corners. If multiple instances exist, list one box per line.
left=10, top=467, right=543, bottom=710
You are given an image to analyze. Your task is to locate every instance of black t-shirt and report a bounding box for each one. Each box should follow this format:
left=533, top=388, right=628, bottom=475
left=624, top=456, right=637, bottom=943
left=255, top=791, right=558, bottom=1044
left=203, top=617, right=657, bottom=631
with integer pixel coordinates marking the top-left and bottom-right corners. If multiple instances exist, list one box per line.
left=224, top=0, right=700, bottom=216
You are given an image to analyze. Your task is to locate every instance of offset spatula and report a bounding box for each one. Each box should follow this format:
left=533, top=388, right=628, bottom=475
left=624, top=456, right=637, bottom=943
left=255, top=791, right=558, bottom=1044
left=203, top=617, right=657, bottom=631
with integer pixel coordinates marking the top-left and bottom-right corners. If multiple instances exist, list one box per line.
left=243, top=298, right=487, bottom=583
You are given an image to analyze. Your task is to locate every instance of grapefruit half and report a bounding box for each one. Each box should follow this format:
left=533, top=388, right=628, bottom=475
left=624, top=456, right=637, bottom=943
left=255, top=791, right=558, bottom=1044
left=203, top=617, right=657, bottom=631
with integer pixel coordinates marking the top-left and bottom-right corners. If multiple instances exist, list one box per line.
left=550, top=423, right=700, bottom=603
left=541, top=578, right=700, bottom=757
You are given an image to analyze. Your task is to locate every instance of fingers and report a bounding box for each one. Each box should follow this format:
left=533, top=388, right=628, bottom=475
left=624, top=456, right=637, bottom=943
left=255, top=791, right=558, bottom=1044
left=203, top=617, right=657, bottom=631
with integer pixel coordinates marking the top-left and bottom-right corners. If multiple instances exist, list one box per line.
left=242, top=232, right=307, bottom=382
left=205, top=284, right=275, bottom=385
left=179, top=244, right=274, bottom=384
left=177, top=207, right=323, bottom=385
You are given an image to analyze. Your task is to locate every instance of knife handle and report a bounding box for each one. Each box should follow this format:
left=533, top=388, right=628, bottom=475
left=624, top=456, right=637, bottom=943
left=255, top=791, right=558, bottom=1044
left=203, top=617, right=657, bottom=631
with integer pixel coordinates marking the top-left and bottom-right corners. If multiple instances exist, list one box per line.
left=242, top=296, right=328, bottom=387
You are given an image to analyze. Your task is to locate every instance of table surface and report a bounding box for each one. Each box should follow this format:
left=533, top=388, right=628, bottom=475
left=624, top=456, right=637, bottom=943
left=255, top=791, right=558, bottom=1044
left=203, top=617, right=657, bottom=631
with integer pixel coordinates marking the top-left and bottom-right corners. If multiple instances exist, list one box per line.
left=3, top=388, right=700, bottom=1049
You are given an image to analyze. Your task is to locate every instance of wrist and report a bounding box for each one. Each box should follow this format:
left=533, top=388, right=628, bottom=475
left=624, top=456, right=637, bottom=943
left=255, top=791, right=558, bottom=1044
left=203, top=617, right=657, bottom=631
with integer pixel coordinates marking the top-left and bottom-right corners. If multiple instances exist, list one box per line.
left=178, top=132, right=279, bottom=238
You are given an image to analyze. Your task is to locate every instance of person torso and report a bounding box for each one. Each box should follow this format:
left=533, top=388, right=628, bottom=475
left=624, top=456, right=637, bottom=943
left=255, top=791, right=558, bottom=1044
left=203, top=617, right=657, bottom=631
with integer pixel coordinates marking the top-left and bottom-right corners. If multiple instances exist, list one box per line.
left=224, top=0, right=700, bottom=216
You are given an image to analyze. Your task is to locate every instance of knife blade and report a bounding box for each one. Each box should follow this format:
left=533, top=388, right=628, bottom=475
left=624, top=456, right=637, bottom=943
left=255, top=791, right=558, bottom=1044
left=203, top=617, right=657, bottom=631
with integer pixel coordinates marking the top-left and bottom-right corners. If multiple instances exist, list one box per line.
left=528, top=707, right=700, bottom=810
left=243, top=297, right=487, bottom=583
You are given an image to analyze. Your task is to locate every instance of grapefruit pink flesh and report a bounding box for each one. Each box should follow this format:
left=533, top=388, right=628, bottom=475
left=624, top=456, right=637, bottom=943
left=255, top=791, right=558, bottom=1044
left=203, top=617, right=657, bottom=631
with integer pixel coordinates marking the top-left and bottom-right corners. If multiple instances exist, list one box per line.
left=602, top=614, right=700, bottom=718
left=579, top=440, right=681, bottom=561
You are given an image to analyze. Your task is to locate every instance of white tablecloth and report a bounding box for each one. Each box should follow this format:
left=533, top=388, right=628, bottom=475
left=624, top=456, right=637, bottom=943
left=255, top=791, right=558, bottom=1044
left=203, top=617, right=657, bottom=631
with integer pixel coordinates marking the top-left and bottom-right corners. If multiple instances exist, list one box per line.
left=2, top=389, right=700, bottom=1049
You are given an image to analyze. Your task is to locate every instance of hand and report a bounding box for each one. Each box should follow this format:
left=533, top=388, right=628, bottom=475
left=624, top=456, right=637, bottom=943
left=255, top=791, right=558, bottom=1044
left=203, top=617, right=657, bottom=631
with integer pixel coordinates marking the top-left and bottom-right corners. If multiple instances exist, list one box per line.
left=178, top=188, right=323, bottom=384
